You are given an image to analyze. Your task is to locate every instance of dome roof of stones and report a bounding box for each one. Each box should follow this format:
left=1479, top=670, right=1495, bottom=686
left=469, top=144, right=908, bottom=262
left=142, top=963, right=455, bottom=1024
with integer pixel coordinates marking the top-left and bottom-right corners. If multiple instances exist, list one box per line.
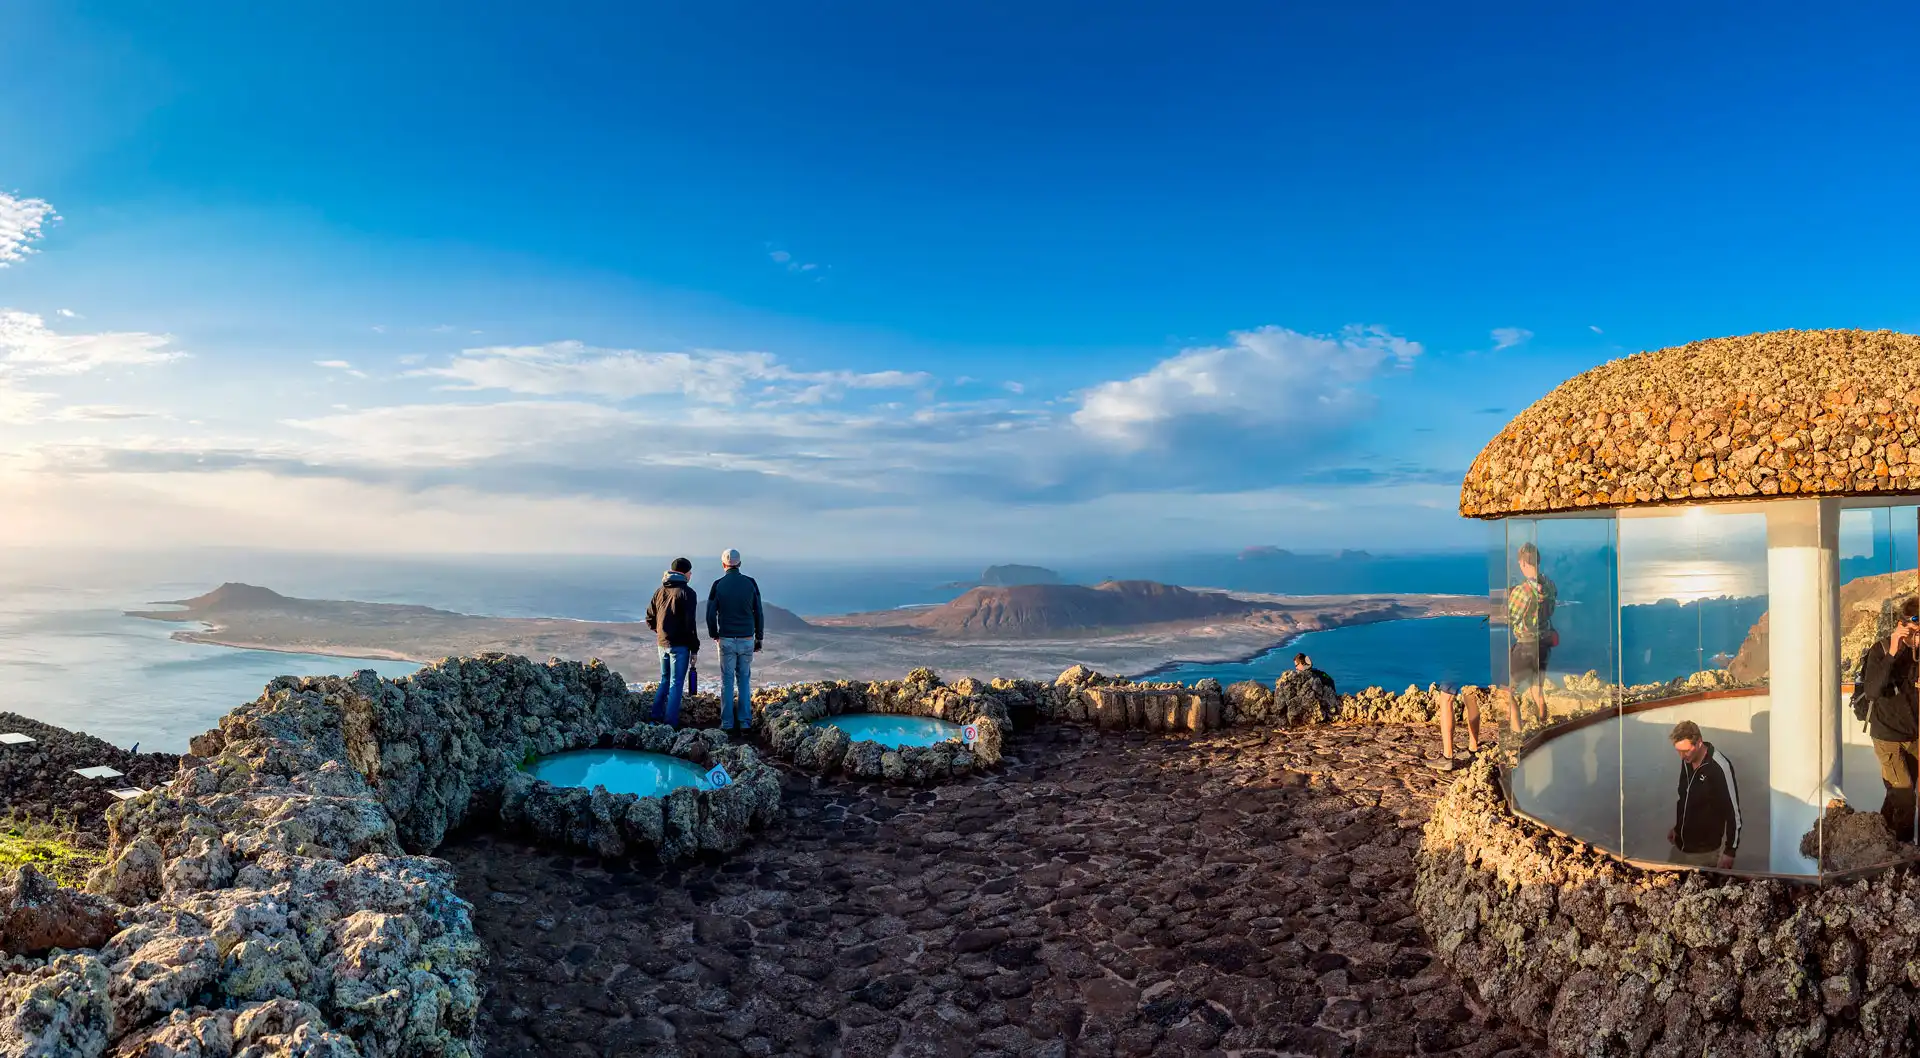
left=1460, top=329, right=1920, bottom=518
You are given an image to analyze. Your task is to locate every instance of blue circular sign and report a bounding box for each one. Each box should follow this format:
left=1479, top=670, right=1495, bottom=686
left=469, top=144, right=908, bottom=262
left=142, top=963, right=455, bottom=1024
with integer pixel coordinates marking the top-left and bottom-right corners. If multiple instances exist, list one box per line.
left=706, top=764, right=733, bottom=788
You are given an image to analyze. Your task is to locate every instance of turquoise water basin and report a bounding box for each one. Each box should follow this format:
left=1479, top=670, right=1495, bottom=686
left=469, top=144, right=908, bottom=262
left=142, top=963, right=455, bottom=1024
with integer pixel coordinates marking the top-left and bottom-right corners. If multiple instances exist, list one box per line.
left=811, top=713, right=966, bottom=748
left=525, top=749, right=709, bottom=797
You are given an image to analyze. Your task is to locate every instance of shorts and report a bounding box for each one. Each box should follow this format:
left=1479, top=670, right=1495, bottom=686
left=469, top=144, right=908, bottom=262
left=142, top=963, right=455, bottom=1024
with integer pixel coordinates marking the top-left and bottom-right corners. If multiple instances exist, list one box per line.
left=1510, top=640, right=1551, bottom=692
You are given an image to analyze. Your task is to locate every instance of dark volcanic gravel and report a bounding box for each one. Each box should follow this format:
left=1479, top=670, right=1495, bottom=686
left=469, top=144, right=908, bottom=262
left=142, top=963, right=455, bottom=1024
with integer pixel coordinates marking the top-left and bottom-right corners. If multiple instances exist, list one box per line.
left=443, top=724, right=1540, bottom=1057
left=0, top=711, right=179, bottom=847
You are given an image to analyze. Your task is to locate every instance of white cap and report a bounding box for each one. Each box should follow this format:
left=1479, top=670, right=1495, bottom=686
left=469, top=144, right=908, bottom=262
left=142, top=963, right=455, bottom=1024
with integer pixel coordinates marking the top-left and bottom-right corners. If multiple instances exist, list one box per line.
left=721, top=548, right=741, bottom=568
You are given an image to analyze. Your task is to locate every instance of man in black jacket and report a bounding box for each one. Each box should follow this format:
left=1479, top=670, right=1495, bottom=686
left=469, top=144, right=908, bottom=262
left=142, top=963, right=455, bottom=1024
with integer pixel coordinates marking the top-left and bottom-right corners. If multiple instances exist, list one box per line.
left=1853, top=598, right=1920, bottom=840
left=645, top=557, right=700, bottom=726
left=1666, top=720, right=1741, bottom=869
left=706, top=548, right=764, bottom=732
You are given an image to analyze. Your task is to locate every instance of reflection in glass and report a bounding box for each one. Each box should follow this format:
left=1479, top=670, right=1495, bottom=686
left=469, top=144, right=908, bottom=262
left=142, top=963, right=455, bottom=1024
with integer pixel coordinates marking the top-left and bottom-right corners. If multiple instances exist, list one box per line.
left=1497, top=502, right=1920, bottom=879
left=1829, top=505, right=1920, bottom=876
left=1500, top=514, right=1622, bottom=855
left=1617, top=510, right=1767, bottom=868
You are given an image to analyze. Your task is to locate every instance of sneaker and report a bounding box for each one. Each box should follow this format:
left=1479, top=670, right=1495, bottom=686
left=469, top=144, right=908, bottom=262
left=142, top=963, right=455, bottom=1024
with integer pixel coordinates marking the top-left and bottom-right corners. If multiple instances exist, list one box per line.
left=1427, top=758, right=1460, bottom=772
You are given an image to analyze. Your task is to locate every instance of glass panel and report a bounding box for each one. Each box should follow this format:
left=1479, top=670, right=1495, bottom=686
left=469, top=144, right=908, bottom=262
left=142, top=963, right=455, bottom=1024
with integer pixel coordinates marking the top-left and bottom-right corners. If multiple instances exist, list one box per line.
left=1826, top=504, right=1920, bottom=880
left=1488, top=519, right=1509, bottom=739
left=1500, top=514, right=1623, bottom=857
left=1618, top=508, right=1768, bottom=871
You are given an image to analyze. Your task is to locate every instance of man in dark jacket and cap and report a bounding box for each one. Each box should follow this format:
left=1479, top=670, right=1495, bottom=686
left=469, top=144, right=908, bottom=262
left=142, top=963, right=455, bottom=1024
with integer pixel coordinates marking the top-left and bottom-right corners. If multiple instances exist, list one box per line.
left=707, top=548, right=764, bottom=732
left=645, top=557, right=700, bottom=726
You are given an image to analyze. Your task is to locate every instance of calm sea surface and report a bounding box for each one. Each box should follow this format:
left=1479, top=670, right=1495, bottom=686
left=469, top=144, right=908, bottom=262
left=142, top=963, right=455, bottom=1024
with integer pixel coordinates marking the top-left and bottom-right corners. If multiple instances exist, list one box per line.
left=0, top=547, right=1495, bottom=753
left=1150, top=615, right=1493, bottom=691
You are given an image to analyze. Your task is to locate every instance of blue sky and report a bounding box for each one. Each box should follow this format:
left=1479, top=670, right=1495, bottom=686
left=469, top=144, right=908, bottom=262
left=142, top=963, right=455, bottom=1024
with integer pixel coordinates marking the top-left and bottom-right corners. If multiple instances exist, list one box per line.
left=3, top=3, right=1920, bottom=559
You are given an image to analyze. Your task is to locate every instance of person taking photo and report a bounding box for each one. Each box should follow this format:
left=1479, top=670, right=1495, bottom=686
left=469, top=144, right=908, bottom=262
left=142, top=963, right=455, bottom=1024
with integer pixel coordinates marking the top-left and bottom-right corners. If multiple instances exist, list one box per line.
left=1852, top=598, right=1920, bottom=841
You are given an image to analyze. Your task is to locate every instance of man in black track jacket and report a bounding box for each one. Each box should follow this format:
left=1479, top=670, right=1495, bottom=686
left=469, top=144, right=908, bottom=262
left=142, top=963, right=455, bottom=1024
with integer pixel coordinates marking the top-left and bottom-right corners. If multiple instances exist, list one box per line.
left=1666, top=719, right=1741, bottom=870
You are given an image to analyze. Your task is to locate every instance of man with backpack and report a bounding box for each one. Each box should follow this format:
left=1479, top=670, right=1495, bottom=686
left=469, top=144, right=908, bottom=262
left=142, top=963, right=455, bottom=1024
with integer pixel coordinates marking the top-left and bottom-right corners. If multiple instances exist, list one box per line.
left=1506, top=541, right=1557, bottom=733
left=1851, top=598, right=1920, bottom=841
left=645, top=557, right=701, bottom=727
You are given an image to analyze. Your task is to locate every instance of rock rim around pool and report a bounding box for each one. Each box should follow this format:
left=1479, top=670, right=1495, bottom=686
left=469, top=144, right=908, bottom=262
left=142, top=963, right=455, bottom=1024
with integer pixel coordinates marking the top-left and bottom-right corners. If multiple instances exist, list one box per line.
left=497, top=725, right=780, bottom=861
left=5, top=652, right=779, bottom=1058
left=760, top=667, right=1011, bottom=784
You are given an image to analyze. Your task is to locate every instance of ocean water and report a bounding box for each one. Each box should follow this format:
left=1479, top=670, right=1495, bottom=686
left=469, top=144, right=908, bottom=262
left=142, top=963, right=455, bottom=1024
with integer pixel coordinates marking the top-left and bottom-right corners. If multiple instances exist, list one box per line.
left=1152, top=615, right=1494, bottom=692
left=0, top=582, right=421, bottom=752
left=0, top=546, right=1493, bottom=754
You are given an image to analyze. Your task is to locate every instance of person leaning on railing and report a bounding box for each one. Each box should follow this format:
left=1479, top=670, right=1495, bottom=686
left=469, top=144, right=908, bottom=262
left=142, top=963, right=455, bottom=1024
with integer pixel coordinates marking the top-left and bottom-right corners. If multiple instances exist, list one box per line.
left=1850, top=597, right=1920, bottom=842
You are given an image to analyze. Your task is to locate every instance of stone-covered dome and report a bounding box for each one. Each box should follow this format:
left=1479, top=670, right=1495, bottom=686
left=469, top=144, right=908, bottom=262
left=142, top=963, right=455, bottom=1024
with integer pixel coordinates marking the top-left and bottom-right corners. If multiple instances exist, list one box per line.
left=1460, top=329, right=1920, bottom=518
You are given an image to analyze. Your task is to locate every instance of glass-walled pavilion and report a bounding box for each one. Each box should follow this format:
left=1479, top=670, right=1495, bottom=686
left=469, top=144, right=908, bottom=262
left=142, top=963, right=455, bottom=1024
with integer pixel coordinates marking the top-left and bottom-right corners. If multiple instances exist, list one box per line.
left=1497, top=497, right=1920, bottom=880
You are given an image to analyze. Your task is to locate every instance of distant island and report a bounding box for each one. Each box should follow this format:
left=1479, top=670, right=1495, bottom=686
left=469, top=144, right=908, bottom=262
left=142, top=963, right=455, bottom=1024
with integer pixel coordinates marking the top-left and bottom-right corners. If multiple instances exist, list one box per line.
left=937, top=563, right=1064, bottom=591
left=131, top=581, right=1486, bottom=684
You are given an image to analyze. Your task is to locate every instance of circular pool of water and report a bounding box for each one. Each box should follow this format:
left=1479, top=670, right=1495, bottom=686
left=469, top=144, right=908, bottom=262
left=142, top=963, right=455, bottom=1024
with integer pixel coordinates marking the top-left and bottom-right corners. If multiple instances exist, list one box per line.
left=524, top=749, right=710, bottom=797
left=811, top=713, right=967, bottom=748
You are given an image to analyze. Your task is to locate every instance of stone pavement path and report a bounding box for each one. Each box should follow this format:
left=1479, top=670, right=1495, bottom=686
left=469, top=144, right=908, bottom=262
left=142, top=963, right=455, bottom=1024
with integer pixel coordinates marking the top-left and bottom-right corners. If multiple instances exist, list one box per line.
left=441, top=724, right=1542, bottom=1058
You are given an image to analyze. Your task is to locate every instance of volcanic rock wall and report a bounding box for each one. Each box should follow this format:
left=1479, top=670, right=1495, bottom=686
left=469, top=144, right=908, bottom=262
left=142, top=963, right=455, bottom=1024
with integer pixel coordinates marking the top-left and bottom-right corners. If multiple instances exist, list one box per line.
left=0, top=654, right=694, bottom=1058
left=1416, top=757, right=1920, bottom=1058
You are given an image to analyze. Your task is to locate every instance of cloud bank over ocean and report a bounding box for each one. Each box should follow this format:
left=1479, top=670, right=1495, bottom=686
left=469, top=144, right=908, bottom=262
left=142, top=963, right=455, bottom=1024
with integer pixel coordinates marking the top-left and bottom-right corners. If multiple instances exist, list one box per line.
left=0, top=185, right=1484, bottom=558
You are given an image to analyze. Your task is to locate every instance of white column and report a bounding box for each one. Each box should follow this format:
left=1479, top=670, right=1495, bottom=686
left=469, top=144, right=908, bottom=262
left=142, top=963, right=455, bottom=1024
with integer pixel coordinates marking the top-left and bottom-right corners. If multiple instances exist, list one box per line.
left=1764, top=498, right=1842, bottom=873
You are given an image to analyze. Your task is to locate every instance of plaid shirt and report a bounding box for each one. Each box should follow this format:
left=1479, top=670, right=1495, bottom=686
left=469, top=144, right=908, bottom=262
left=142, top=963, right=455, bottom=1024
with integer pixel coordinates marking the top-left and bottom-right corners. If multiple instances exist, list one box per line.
left=1508, top=575, right=1556, bottom=644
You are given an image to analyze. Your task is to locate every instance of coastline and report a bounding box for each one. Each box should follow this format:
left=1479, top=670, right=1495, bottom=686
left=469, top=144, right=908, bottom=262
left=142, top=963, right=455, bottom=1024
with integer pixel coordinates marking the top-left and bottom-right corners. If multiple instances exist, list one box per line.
left=164, top=627, right=429, bottom=665
left=1128, top=632, right=1306, bottom=680
left=1128, top=611, right=1490, bottom=682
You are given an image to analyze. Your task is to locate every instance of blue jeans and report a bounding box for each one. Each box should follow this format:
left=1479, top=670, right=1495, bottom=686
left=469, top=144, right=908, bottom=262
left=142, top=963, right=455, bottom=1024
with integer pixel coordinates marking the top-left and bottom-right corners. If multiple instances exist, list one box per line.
left=651, top=645, right=690, bottom=726
left=719, top=637, right=754, bottom=729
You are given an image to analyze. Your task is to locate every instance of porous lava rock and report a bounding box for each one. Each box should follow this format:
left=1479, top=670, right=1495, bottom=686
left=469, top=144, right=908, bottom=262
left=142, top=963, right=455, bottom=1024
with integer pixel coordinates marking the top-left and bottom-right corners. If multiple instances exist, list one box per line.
left=1461, top=328, right=1920, bottom=516
left=1, top=652, right=724, bottom=1058
left=1271, top=669, right=1339, bottom=726
left=759, top=668, right=1011, bottom=783
left=1417, top=755, right=1920, bottom=1057
left=495, top=724, right=780, bottom=860
left=0, top=865, right=122, bottom=957
left=1800, top=799, right=1908, bottom=873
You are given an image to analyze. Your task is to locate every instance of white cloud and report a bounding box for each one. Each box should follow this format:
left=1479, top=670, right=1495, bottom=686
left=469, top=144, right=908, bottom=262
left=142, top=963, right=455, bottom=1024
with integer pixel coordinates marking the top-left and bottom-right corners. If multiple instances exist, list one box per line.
left=0, top=311, right=185, bottom=376
left=1, top=307, right=1464, bottom=553
left=1072, top=325, right=1421, bottom=449
left=0, top=383, right=47, bottom=424
left=1590, top=324, right=1604, bottom=334
left=0, top=192, right=58, bottom=267
left=53, top=405, right=160, bottom=422
left=1491, top=327, right=1533, bottom=351
left=0, top=311, right=185, bottom=424
left=766, top=245, right=825, bottom=277
left=411, top=341, right=928, bottom=404
left=56, top=308, right=77, bottom=319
